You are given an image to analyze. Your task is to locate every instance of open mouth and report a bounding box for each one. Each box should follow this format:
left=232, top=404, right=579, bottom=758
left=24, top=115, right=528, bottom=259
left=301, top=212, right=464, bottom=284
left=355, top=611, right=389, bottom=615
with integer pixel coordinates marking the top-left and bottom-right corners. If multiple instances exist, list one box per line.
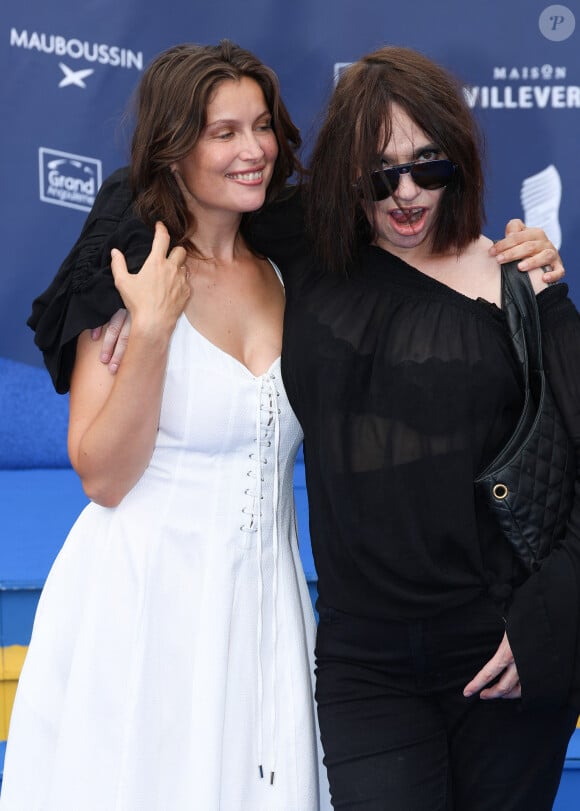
left=386, top=206, right=429, bottom=236
left=389, top=207, right=425, bottom=225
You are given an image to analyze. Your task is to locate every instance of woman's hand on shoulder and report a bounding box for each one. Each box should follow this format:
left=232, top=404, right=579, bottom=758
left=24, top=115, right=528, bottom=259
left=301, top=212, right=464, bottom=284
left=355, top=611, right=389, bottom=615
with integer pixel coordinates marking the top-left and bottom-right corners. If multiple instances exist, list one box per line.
left=111, top=221, right=190, bottom=341
left=490, top=219, right=564, bottom=284
left=88, top=221, right=188, bottom=378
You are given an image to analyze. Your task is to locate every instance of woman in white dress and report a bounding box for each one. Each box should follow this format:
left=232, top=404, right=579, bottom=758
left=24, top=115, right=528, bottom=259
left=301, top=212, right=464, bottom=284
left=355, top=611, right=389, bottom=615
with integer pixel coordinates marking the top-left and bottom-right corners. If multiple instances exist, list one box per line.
left=1, top=41, right=330, bottom=811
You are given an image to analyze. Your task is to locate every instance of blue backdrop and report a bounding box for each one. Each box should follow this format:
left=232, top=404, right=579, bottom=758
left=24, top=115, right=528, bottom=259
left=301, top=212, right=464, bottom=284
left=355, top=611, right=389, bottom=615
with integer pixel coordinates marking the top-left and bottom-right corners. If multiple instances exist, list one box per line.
left=1, top=1, right=579, bottom=364
left=2, top=4, right=580, bottom=795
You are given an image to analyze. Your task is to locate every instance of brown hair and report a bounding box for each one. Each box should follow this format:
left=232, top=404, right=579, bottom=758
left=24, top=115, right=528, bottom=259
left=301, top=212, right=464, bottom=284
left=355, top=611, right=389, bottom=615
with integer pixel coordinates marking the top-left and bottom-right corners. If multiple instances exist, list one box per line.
left=306, top=46, right=485, bottom=274
left=129, top=40, right=302, bottom=251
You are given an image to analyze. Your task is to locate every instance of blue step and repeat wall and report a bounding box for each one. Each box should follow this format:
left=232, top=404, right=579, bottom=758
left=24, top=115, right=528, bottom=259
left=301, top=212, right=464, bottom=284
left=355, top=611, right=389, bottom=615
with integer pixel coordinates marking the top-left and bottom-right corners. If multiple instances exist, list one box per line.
left=1, top=0, right=579, bottom=368
left=1, top=4, right=579, bottom=621
left=1, top=0, right=580, bottom=798
left=1, top=0, right=580, bottom=686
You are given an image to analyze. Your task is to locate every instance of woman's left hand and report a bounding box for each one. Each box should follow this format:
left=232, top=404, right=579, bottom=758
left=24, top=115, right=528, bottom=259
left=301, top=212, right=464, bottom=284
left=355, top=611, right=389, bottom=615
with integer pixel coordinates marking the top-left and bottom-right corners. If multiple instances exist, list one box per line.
left=463, top=632, right=521, bottom=700
left=490, top=219, right=564, bottom=283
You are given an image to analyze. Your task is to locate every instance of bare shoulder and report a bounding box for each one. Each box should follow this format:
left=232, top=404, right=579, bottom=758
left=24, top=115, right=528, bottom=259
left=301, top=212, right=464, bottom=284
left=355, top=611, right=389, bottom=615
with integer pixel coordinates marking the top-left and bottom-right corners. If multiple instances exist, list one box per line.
left=460, top=235, right=497, bottom=269
left=478, top=234, right=495, bottom=254
left=458, top=237, right=502, bottom=304
left=480, top=234, right=548, bottom=296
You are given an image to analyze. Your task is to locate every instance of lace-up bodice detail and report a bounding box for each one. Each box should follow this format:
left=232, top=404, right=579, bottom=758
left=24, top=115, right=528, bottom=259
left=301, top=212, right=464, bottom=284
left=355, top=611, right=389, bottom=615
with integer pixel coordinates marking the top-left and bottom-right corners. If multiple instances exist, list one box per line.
left=240, top=372, right=283, bottom=783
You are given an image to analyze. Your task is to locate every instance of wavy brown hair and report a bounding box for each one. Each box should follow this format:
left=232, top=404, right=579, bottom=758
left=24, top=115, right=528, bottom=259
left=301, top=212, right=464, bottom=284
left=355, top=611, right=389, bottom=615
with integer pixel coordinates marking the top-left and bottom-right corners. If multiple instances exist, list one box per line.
left=306, top=46, right=485, bottom=274
left=129, top=40, right=302, bottom=252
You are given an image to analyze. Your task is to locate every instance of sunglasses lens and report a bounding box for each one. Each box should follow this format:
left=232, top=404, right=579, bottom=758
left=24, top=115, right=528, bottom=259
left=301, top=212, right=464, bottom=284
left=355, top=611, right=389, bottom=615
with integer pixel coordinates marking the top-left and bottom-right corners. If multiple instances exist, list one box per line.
left=411, top=160, right=456, bottom=189
left=369, top=169, right=400, bottom=200
left=367, top=159, right=456, bottom=201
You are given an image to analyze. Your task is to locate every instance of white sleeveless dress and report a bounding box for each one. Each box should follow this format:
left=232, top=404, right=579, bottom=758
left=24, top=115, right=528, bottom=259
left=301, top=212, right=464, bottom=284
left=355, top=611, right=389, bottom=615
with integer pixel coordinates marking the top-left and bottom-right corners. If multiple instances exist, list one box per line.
left=1, top=308, right=330, bottom=810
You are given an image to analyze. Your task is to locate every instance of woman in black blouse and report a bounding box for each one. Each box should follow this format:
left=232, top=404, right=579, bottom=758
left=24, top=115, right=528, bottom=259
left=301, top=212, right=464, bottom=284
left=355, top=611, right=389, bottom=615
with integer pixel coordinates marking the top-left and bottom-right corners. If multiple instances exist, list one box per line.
left=273, top=47, right=580, bottom=811
left=27, top=47, right=578, bottom=811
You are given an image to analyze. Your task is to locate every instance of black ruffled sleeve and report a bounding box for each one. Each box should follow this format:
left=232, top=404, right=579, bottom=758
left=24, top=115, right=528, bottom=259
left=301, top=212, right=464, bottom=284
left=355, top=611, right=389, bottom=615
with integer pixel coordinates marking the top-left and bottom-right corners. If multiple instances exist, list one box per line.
left=505, top=283, right=580, bottom=709
left=27, top=167, right=153, bottom=394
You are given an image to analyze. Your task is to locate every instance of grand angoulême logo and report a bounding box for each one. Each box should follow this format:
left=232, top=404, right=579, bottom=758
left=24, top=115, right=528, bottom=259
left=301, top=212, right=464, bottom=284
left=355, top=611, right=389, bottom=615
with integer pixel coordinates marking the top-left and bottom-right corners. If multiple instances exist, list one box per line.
left=38, top=148, right=102, bottom=212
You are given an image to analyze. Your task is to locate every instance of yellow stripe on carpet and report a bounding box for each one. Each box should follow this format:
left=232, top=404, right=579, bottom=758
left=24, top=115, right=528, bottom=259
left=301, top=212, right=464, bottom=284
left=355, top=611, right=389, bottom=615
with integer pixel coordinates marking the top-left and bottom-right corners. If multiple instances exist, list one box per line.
left=1, top=645, right=28, bottom=740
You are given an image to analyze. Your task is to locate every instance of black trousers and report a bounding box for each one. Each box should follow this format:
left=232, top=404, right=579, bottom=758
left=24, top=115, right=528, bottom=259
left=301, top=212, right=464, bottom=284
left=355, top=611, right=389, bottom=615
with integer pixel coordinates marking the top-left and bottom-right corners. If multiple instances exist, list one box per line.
left=315, top=595, right=578, bottom=811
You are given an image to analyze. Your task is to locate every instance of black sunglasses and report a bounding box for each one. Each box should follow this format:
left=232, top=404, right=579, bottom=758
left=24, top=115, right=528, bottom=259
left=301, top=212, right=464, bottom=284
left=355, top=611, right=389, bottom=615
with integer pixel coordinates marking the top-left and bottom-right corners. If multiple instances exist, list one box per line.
left=366, top=158, right=457, bottom=201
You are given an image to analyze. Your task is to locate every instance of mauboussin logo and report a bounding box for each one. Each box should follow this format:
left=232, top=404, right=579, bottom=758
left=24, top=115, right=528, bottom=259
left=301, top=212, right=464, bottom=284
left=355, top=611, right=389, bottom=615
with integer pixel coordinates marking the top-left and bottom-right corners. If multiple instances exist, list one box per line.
left=39, top=148, right=102, bottom=212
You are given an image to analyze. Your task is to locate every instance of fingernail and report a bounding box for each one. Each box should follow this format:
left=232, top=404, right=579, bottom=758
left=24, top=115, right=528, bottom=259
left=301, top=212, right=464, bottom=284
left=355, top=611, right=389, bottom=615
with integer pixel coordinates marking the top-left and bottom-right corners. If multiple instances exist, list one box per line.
left=110, top=363, right=119, bottom=374
left=495, top=253, right=505, bottom=263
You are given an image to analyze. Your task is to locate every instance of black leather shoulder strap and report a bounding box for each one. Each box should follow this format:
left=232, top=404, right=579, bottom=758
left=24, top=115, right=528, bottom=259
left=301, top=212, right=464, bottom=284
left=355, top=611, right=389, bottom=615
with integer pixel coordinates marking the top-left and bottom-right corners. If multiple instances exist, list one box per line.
left=501, top=261, right=543, bottom=374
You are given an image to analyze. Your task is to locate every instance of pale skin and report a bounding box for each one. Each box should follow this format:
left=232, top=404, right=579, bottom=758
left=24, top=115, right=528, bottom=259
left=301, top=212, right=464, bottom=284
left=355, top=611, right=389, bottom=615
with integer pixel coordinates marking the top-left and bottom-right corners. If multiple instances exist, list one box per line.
left=69, top=75, right=283, bottom=508
left=87, top=100, right=561, bottom=701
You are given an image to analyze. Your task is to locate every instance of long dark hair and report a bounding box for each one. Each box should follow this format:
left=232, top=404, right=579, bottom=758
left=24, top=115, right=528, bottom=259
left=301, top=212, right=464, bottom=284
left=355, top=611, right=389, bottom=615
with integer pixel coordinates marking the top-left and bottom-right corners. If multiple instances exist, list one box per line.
left=306, top=46, right=485, bottom=274
left=129, top=40, right=303, bottom=251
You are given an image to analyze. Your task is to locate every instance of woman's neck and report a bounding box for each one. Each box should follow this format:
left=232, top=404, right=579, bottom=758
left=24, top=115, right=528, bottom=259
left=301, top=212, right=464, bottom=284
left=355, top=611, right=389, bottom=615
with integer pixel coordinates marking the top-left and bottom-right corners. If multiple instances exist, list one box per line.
left=187, top=213, right=246, bottom=265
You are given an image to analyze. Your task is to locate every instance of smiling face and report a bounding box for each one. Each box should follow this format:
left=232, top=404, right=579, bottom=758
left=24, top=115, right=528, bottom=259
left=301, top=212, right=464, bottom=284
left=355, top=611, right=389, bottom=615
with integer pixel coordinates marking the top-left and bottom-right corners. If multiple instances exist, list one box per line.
left=366, top=103, right=448, bottom=262
left=171, top=76, right=279, bottom=224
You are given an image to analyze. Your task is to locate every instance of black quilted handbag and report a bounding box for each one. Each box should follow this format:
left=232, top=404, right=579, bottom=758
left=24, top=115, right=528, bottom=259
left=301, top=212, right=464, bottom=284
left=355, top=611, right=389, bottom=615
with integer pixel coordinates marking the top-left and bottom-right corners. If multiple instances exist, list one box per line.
left=474, top=262, right=575, bottom=573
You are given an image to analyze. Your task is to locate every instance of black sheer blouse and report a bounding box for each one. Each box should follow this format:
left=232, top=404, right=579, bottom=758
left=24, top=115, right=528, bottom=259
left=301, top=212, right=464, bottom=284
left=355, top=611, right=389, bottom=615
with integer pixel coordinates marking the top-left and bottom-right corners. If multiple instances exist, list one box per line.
left=251, top=190, right=580, bottom=710
left=28, top=172, right=580, bottom=709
